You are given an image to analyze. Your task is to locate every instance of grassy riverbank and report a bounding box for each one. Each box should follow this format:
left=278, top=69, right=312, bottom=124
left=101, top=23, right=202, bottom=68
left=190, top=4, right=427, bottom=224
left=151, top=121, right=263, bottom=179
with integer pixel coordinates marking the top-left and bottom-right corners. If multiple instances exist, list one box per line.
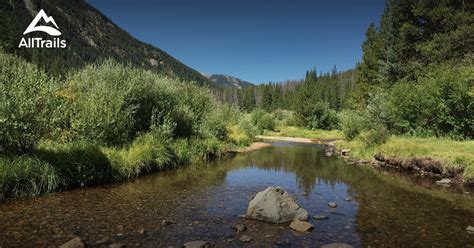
left=264, top=126, right=344, bottom=140
left=265, top=126, right=474, bottom=184
left=337, top=136, right=474, bottom=183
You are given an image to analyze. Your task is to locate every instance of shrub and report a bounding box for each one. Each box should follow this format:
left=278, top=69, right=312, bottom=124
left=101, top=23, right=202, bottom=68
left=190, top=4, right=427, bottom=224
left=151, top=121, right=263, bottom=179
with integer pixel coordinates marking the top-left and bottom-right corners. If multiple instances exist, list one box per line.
left=304, top=102, right=339, bottom=130
left=202, top=104, right=240, bottom=141
left=0, top=52, right=59, bottom=151
left=251, top=109, right=275, bottom=132
left=272, top=109, right=297, bottom=126
left=65, top=61, right=216, bottom=146
left=388, top=61, right=473, bottom=139
left=339, top=110, right=368, bottom=140
left=360, top=124, right=391, bottom=147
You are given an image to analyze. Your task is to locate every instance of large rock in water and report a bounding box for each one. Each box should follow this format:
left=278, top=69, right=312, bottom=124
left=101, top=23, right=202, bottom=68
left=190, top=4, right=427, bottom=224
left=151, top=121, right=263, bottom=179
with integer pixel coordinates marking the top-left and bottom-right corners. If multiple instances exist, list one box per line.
left=246, top=187, right=308, bottom=223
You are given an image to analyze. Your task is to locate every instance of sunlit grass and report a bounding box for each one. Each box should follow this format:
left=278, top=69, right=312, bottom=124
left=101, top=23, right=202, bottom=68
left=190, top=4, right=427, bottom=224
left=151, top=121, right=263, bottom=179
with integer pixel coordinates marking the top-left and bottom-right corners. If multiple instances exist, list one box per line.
left=263, top=126, right=344, bottom=140
left=337, top=136, right=474, bottom=181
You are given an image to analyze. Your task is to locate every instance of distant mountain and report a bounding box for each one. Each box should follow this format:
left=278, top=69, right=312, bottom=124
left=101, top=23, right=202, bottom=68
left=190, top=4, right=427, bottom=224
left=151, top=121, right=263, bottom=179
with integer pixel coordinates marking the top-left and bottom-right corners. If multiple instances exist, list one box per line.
left=206, top=74, right=253, bottom=89
left=0, top=0, right=212, bottom=86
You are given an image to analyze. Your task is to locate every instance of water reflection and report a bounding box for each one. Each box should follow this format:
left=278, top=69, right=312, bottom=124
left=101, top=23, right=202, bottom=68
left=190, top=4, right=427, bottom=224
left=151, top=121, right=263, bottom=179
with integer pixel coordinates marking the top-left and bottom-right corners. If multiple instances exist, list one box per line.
left=0, top=141, right=473, bottom=247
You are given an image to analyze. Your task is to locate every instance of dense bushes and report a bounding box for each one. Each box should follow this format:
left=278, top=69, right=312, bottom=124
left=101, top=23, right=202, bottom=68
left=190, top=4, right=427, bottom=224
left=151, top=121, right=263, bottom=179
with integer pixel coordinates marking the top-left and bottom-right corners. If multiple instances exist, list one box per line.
left=0, top=52, right=59, bottom=151
left=388, top=61, right=473, bottom=139
left=339, top=110, right=368, bottom=141
left=61, top=61, right=214, bottom=145
left=0, top=52, right=255, bottom=200
left=307, top=102, right=339, bottom=131
left=251, top=109, right=275, bottom=132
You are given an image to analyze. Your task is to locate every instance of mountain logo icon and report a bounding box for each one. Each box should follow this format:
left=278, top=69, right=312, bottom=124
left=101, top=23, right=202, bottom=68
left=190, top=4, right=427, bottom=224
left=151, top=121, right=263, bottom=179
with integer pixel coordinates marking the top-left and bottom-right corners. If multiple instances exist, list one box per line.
left=23, top=9, right=61, bottom=36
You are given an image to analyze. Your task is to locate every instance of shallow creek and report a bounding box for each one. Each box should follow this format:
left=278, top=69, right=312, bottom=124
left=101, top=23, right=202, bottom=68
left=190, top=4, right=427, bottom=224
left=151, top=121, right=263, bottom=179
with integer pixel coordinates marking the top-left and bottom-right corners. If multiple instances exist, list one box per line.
left=1, top=141, right=473, bottom=247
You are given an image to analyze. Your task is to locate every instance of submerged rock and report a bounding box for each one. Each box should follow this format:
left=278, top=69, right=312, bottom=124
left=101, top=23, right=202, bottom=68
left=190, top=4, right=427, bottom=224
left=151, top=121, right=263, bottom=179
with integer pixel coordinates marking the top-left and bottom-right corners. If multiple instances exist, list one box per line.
left=59, top=237, right=84, bottom=248
left=313, top=214, right=328, bottom=220
left=109, top=244, right=125, bottom=248
left=321, top=243, right=354, bottom=248
left=183, top=240, right=209, bottom=248
left=289, top=219, right=313, bottom=232
left=467, top=226, right=474, bottom=233
left=246, top=186, right=308, bottom=223
left=94, top=237, right=110, bottom=245
left=162, top=220, right=175, bottom=226
left=328, top=202, right=337, bottom=208
left=239, top=235, right=253, bottom=242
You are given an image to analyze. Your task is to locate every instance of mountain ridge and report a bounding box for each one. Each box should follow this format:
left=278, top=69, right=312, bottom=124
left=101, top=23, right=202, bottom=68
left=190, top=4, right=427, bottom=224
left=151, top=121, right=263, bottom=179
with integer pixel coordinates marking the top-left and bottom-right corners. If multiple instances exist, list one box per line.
left=0, top=0, right=214, bottom=86
left=206, top=74, right=253, bottom=89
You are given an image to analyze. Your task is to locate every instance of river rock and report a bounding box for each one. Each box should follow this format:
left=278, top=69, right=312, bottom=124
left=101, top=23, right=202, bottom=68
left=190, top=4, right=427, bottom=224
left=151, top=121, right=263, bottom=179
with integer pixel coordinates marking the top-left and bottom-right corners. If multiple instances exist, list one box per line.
left=467, top=226, right=474, bottom=233
left=239, top=235, right=253, bottom=242
left=183, top=240, right=210, bottom=248
left=324, top=145, right=335, bottom=156
left=341, top=149, right=351, bottom=156
left=321, top=243, right=354, bottom=248
left=374, top=154, right=385, bottom=162
left=436, top=178, right=452, bottom=184
left=94, top=237, right=110, bottom=245
left=328, top=202, right=337, bottom=208
left=108, top=244, right=125, bottom=248
left=289, top=219, right=313, bottom=232
left=59, top=237, right=84, bottom=248
left=232, top=223, right=246, bottom=233
left=246, top=186, right=308, bottom=223
left=313, top=214, right=328, bottom=220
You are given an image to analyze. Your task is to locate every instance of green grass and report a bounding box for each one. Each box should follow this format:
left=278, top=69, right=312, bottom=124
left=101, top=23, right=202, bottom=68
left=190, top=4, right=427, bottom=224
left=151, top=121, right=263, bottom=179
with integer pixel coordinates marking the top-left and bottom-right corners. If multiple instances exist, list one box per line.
left=263, top=126, right=344, bottom=140
left=264, top=126, right=474, bottom=183
left=337, top=136, right=474, bottom=182
left=0, top=136, right=228, bottom=201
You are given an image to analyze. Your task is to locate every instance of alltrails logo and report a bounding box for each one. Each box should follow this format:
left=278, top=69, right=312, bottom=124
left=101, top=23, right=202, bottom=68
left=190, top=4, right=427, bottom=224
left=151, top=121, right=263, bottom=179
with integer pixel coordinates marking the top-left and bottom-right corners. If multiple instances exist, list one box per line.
left=18, top=9, right=67, bottom=48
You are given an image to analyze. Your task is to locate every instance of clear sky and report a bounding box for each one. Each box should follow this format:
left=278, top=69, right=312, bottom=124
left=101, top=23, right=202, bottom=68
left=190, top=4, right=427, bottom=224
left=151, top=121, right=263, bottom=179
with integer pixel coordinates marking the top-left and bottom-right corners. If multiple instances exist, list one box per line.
left=87, top=0, right=385, bottom=84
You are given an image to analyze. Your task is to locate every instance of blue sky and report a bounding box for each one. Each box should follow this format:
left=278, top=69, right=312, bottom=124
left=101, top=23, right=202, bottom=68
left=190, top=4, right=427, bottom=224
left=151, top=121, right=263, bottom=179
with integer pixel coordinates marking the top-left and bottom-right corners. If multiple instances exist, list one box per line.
left=87, top=0, right=385, bottom=84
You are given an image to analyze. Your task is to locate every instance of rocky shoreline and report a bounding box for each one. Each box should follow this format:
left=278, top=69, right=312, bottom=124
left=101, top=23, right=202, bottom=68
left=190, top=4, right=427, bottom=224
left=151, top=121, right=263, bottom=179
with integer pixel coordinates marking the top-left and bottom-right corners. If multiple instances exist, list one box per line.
left=325, top=143, right=470, bottom=187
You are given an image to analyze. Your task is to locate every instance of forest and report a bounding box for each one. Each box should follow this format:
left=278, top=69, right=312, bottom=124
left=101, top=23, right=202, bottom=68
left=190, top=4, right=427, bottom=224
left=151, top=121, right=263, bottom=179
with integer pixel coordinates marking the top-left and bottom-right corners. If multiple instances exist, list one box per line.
left=219, top=0, right=473, bottom=141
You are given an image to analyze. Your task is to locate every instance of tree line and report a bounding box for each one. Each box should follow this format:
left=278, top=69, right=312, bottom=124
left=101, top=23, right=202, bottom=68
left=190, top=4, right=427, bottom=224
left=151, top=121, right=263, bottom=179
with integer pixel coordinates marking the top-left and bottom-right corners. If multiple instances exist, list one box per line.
left=218, top=0, right=473, bottom=140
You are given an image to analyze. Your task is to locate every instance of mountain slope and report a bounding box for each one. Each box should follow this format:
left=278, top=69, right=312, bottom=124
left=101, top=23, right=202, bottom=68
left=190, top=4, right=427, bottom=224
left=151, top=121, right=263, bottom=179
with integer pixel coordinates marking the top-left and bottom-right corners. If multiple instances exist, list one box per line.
left=207, top=74, right=253, bottom=89
left=0, top=0, right=212, bottom=86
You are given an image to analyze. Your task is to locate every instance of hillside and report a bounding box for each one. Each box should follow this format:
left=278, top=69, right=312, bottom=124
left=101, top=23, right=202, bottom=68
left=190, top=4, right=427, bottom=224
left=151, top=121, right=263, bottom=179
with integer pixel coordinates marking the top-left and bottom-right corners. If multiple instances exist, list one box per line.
left=0, top=0, right=212, bottom=86
left=207, top=74, right=253, bottom=89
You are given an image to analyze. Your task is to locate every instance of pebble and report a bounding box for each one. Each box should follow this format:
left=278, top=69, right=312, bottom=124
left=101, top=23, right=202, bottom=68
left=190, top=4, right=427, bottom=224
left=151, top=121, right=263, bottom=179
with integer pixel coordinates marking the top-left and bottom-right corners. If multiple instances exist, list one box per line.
left=435, top=178, right=452, bottom=184
left=313, top=215, right=328, bottom=220
left=94, top=237, right=110, bottom=245
left=162, top=220, right=175, bottom=226
left=232, top=223, right=246, bottom=233
left=239, top=235, right=253, bottom=242
left=467, top=226, right=474, bottom=233
left=109, top=244, right=125, bottom=248
left=183, top=240, right=209, bottom=248
left=289, top=219, right=313, bottom=232
left=59, top=237, right=84, bottom=248
left=328, top=202, right=337, bottom=208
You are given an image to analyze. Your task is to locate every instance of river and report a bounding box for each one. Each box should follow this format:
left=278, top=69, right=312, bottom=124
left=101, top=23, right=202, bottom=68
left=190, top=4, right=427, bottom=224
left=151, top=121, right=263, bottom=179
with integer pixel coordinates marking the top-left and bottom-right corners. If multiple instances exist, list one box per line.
left=1, top=141, right=473, bottom=247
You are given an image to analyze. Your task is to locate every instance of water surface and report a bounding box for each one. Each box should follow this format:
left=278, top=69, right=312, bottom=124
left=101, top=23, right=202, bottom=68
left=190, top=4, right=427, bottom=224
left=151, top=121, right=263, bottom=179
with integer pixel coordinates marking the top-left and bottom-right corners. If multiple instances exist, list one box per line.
left=1, top=141, right=473, bottom=247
